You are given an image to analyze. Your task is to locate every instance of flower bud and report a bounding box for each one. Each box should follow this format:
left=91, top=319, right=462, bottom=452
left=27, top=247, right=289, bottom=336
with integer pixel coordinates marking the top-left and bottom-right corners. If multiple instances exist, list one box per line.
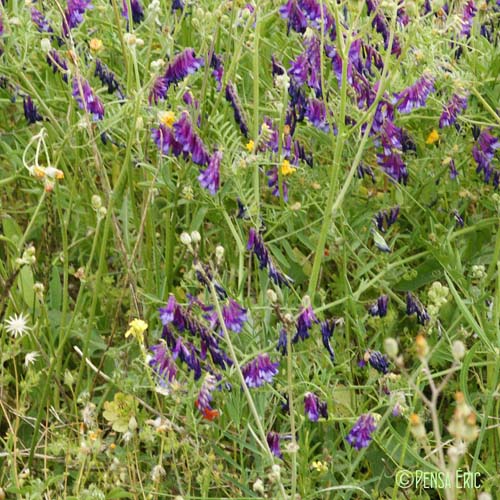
left=267, top=289, right=278, bottom=304
left=384, top=337, right=399, bottom=359
left=252, top=479, right=265, bottom=495
left=415, top=334, right=429, bottom=359
left=91, top=194, right=103, bottom=210
left=191, top=231, right=201, bottom=244
left=409, top=413, right=427, bottom=441
left=451, top=340, right=466, bottom=361
left=215, top=245, right=225, bottom=261
left=180, top=232, right=192, bottom=246
left=41, top=38, right=51, bottom=53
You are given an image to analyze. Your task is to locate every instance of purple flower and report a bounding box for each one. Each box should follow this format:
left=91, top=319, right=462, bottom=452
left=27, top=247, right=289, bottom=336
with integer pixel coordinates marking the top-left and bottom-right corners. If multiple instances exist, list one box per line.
left=439, top=94, right=468, bottom=128
left=365, top=350, right=389, bottom=374
left=159, top=295, right=177, bottom=325
left=31, top=7, right=53, bottom=33
left=222, top=298, right=247, bottom=333
left=320, top=318, right=340, bottom=362
left=267, top=431, right=283, bottom=458
left=304, top=392, right=328, bottom=422
left=368, top=295, right=389, bottom=317
left=151, top=124, right=184, bottom=157
left=210, top=53, right=224, bottom=92
left=171, top=0, right=184, bottom=11
left=279, top=0, right=307, bottom=34
left=373, top=206, right=400, bottom=233
left=247, top=228, right=293, bottom=287
left=242, top=354, right=279, bottom=388
left=149, top=77, right=168, bottom=105
left=472, top=128, right=499, bottom=184
left=453, top=209, right=464, bottom=228
left=62, top=0, right=93, bottom=37
left=225, top=81, right=249, bottom=137
left=95, top=59, right=124, bottom=99
left=149, top=342, right=178, bottom=384
left=72, top=77, right=104, bottom=121
left=346, top=413, right=377, bottom=450
left=271, top=54, right=285, bottom=77
left=122, top=0, right=144, bottom=24
left=195, top=373, right=217, bottom=412
left=394, top=73, right=435, bottom=114
left=406, top=292, right=430, bottom=325
left=357, top=164, right=376, bottom=183
left=300, top=0, right=334, bottom=32
left=46, top=50, right=69, bottom=82
left=292, top=300, right=317, bottom=343
left=173, top=112, right=210, bottom=166
left=448, top=159, right=458, bottom=180
left=289, top=36, right=322, bottom=97
left=460, top=0, right=477, bottom=37
left=266, top=166, right=289, bottom=202
left=164, top=49, right=204, bottom=89
left=306, top=98, right=329, bottom=132
left=198, top=150, right=222, bottom=195
left=377, top=150, right=408, bottom=184
left=23, top=96, right=43, bottom=124
left=277, top=328, right=288, bottom=355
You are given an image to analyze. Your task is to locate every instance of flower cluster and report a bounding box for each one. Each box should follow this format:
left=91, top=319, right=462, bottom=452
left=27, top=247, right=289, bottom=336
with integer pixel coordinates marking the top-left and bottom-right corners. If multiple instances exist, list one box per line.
left=72, top=77, right=104, bottom=120
left=368, top=295, right=389, bottom=318
left=472, top=128, right=499, bottom=188
left=373, top=206, right=399, bottom=233
left=346, top=413, right=377, bottom=450
left=406, top=292, right=430, bottom=325
left=63, top=0, right=93, bottom=37
left=247, top=228, right=293, bottom=287
left=242, top=354, right=279, bottom=388
left=304, top=392, right=328, bottom=422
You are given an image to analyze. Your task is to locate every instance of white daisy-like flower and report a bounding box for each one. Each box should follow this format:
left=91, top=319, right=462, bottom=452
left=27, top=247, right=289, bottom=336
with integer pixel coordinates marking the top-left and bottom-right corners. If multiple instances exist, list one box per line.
left=24, top=351, right=40, bottom=368
left=4, top=313, right=31, bottom=338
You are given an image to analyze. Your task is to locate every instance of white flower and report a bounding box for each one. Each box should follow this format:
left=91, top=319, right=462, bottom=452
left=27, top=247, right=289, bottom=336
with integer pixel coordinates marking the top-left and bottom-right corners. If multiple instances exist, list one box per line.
left=4, top=313, right=30, bottom=338
left=24, top=351, right=40, bottom=368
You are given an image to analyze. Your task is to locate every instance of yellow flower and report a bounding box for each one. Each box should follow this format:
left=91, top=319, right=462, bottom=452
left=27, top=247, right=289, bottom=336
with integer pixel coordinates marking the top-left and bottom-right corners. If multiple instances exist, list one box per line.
left=245, top=140, right=255, bottom=153
left=281, top=159, right=296, bottom=176
left=125, top=318, right=148, bottom=343
left=159, top=111, right=176, bottom=128
left=89, top=38, right=103, bottom=52
left=311, top=461, right=328, bottom=473
left=426, top=129, right=439, bottom=145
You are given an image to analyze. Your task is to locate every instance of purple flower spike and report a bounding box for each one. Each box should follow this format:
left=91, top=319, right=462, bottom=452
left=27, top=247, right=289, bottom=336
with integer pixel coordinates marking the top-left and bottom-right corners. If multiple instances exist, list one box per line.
left=247, top=228, right=293, bottom=287
left=151, top=124, right=184, bottom=157
left=95, top=59, right=124, bottom=99
left=267, top=167, right=289, bottom=202
left=225, top=81, right=249, bottom=137
left=368, top=295, right=389, bottom=317
left=373, top=206, right=400, bottom=233
left=449, top=159, right=458, bottom=180
left=242, top=354, right=279, bottom=388
left=198, top=150, right=222, bottom=195
left=366, top=350, right=389, bottom=374
left=159, top=295, right=177, bottom=325
left=164, top=49, right=204, bottom=89
left=23, top=96, right=43, bottom=124
left=122, top=0, right=144, bottom=24
left=460, top=0, right=477, bottom=37
left=357, top=164, right=376, bottom=183
left=72, top=78, right=104, bottom=121
left=346, top=413, right=377, bottom=450
left=47, top=50, right=69, bottom=82
left=195, top=373, right=217, bottom=412
left=173, top=112, right=210, bottom=166
left=171, top=0, right=184, bottom=11
left=306, top=98, right=329, bottom=132
left=277, top=328, right=288, bottom=355
left=472, top=128, right=499, bottom=184
left=304, top=392, right=328, bottom=422
left=62, top=0, right=93, bottom=37
left=320, top=318, right=340, bottom=362
left=439, top=94, right=468, bottom=128
left=210, top=53, right=224, bottom=92
left=222, top=298, right=247, bottom=333
left=149, top=77, right=168, bottom=105
left=377, top=150, right=408, bottom=185
left=31, top=8, right=53, bottom=33
left=394, top=73, right=435, bottom=114
left=149, top=342, right=178, bottom=385
left=292, top=299, right=317, bottom=343
left=406, top=292, right=430, bottom=325
left=267, top=431, right=283, bottom=458
left=279, top=0, right=307, bottom=35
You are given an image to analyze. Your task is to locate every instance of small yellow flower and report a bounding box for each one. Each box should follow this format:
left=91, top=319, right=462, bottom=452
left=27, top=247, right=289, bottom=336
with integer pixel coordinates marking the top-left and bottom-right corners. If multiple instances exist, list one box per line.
left=245, top=140, right=255, bottom=153
left=426, top=129, right=439, bottom=145
left=89, top=38, right=103, bottom=52
left=159, top=111, right=176, bottom=128
left=281, top=159, right=296, bottom=176
left=125, top=318, right=148, bottom=343
left=311, top=461, right=328, bottom=473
